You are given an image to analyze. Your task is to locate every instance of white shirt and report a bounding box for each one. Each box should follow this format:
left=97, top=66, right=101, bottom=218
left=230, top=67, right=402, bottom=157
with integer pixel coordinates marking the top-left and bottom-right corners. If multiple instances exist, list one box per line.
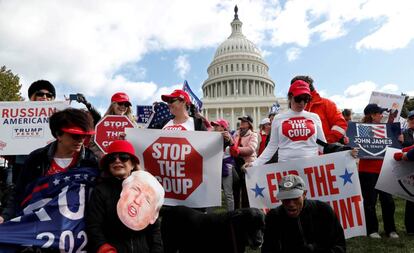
left=162, top=117, right=195, bottom=131
left=253, top=109, right=326, bottom=165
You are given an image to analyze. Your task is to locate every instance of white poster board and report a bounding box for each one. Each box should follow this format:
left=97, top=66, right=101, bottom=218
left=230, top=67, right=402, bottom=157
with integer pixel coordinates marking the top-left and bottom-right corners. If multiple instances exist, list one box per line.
left=246, top=151, right=366, bottom=239
left=376, top=147, right=414, bottom=202
left=126, top=128, right=223, bottom=208
left=369, top=91, right=405, bottom=123
left=0, top=101, right=69, bottom=155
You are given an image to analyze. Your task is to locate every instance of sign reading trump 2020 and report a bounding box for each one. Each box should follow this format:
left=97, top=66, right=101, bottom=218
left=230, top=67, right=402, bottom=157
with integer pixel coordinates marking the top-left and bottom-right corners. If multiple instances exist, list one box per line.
left=0, top=167, right=99, bottom=252
left=246, top=151, right=366, bottom=239
left=0, top=101, right=69, bottom=155
left=126, top=128, right=223, bottom=207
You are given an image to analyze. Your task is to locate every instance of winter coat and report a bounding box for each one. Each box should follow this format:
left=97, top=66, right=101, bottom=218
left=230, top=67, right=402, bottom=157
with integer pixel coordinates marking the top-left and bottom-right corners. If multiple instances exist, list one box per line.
left=305, top=90, right=347, bottom=144
left=262, top=199, right=346, bottom=253
left=86, top=177, right=163, bottom=253
left=1, top=141, right=98, bottom=221
left=232, top=129, right=258, bottom=164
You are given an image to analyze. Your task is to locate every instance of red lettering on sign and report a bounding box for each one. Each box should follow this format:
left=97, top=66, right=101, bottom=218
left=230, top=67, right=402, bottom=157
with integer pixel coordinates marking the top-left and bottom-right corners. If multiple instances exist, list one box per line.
left=143, top=137, right=202, bottom=200
left=327, top=195, right=363, bottom=229
left=282, top=117, right=315, bottom=141
left=303, top=163, right=339, bottom=197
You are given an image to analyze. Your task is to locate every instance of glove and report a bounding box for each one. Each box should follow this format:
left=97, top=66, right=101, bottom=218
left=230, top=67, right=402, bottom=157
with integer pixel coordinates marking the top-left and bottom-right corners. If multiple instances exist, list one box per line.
left=97, top=243, right=118, bottom=253
left=394, top=152, right=404, bottom=161
left=402, top=145, right=414, bottom=153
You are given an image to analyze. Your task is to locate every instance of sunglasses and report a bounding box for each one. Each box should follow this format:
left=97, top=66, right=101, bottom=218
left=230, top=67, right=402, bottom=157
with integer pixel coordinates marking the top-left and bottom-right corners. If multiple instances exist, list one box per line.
left=106, top=153, right=132, bottom=164
left=35, top=91, right=54, bottom=98
left=293, top=95, right=311, bottom=104
left=69, top=133, right=88, bottom=141
left=167, top=98, right=182, bottom=104
left=116, top=102, right=130, bottom=107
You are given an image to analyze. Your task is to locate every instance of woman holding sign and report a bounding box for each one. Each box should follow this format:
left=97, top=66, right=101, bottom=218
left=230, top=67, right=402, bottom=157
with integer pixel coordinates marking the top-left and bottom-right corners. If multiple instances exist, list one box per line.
left=248, top=80, right=326, bottom=166
left=359, top=103, right=399, bottom=239
left=157, top=89, right=207, bottom=131
left=86, top=140, right=164, bottom=253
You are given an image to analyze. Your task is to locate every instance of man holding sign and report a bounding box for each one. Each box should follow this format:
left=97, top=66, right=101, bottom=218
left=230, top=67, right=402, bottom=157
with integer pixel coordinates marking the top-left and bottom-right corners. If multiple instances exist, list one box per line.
left=262, top=175, right=345, bottom=253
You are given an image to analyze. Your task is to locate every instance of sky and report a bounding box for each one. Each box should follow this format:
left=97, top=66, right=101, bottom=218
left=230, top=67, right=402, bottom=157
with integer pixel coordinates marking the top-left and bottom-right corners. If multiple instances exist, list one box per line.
left=1, top=0, right=413, bottom=115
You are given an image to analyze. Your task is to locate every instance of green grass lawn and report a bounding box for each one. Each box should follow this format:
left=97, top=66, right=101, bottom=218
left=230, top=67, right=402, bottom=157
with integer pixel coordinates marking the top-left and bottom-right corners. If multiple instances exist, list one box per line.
left=245, top=197, right=414, bottom=253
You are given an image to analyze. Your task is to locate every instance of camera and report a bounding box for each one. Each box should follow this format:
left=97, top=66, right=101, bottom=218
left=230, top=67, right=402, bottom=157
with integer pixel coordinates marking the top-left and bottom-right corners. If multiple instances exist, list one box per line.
left=69, top=94, right=79, bottom=101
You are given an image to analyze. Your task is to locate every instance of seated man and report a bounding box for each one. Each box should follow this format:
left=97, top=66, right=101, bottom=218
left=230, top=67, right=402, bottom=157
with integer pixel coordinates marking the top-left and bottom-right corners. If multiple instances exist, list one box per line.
left=261, top=175, right=345, bottom=253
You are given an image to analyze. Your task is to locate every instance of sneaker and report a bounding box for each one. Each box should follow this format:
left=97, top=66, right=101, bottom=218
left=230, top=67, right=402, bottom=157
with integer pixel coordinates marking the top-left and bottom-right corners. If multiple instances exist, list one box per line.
left=369, top=232, right=381, bottom=239
left=389, top=232, right=399, bottom=239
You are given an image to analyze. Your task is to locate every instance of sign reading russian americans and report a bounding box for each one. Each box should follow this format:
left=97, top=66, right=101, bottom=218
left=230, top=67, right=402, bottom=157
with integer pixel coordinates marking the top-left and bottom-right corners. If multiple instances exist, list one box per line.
left=0, top=101, right=69, bottom=155
left=245, top=151, right=365, bottom=239
left=126, top=128, right=222, bottom=207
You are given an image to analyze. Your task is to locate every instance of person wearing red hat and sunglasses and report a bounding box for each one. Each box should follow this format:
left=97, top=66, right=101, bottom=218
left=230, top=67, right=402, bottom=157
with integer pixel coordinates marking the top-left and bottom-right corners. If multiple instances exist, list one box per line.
left=0, top=108, right=98, bottom=226
left=104, top=92, right=137, bottom=124
left=156, top=89, right=207, bottom=131
left=248, top=80, right=327, bottom=166
left=89, top=92, right=138, bottom=159
left=87, top=140, right=163, bottom=253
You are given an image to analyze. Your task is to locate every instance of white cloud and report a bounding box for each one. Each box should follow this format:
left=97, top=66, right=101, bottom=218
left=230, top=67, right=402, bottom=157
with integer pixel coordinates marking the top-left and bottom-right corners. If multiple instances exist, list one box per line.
left=174, top=55, right=190, bottom=79
left=286, top=47, right=301, bottom=61
left=0, top=0, right=413, bottom=110
left=268, top=0, right=414, bottom=50
left=356, top=0, right=414, bottom=50
left=327, top=81, right=405, bottom=113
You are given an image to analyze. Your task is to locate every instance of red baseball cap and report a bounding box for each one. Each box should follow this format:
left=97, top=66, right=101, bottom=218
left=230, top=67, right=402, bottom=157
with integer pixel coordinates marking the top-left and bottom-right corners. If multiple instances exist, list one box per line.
left=61, top=126, right=95, bottom=135
left=111, top=92, right=132, bottom=106
left=289, top=80, right=311, bottom=97
left=211, top=118, right=229, bottom=130
left=161, top=89, right=191, bottom=105
left=100, top=140, right=140, bottom=168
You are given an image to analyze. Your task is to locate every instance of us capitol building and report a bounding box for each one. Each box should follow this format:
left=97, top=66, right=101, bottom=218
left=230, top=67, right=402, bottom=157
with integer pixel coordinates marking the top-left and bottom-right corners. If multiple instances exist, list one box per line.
left=201, top=6, right=287, bottom=130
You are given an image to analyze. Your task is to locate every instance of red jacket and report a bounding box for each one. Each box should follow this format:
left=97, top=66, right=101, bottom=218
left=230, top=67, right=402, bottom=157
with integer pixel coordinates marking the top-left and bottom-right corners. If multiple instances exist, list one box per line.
left=305, top=90, right=347, bottom=143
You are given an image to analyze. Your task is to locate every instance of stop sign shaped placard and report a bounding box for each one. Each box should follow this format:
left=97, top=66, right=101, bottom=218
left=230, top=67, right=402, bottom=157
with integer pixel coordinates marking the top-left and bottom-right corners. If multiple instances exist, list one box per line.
left=94, top=115, right=135, bottom=153
left=143, top=137, right=203, bottom=200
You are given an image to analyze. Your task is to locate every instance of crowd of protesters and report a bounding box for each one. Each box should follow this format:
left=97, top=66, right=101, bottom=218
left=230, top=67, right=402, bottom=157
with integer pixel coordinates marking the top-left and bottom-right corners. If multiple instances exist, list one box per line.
left=0, top=75, right=413, bottom=252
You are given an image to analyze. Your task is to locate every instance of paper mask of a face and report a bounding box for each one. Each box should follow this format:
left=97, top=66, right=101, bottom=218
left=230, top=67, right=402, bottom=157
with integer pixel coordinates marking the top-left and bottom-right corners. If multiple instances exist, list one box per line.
left=117, top=171, right=164, bottom=231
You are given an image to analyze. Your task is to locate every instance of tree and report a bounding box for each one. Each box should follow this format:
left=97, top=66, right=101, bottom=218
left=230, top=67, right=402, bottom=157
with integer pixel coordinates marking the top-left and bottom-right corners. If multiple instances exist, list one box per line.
left=0, top=65, right=23, bottom=101
left=401, top=93, right=414, bottom=118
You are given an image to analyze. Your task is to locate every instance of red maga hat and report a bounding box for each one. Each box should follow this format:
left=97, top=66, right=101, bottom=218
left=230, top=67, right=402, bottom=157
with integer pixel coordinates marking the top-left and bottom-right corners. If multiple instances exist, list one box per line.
left=61, top=126, right=95, bottom=135
left=111, top=92, right=132, bottom=106
left=289, top=80, right=311, bottom=97
left=100, top=140, right=140, bottom=168
left=211, top=118, right=229, bottom=130
left=161, top=89, right=191, bottom=104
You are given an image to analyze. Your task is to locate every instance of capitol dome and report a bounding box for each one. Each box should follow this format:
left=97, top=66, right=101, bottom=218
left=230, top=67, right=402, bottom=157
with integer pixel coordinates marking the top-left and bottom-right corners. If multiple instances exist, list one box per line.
left=201, top=6, right=283, bottom=130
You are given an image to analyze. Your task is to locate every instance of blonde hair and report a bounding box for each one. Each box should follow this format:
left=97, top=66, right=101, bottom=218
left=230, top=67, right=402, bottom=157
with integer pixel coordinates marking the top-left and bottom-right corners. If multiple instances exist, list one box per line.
left=104, top=102, right=137, bottom=123
left=122, top=170, right=165, bottom=211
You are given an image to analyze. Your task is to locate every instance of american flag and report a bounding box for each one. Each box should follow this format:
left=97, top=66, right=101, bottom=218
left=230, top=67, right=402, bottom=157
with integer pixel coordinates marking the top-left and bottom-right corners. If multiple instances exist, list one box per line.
left=146, top=102, right=173, bottom=129
left=183, top=80, right=203, bottom=112
left=357, top=123, right=386, bottom=138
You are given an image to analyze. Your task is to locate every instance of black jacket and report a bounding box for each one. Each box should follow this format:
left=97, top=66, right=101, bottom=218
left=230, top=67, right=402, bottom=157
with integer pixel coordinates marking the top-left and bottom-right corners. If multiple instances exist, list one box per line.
left=1, top=141, right=98, bottom=221
left=261, top=200, right=346, bottom=253
left=86, top=177, right=163, bottom=253
left=402, top=127, right=414, bottom=148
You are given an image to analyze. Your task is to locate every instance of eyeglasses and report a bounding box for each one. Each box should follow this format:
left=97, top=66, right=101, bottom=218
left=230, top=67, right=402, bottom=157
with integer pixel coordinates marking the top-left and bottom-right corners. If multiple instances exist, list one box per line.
left=293, top=95, right=311, bottom=104
left=167, top=98, right=181, bottom=104
left=116, top=102, right=130, bottom=107
left=106, top=153, right=132, bottom=164
left=69, top=133, right=88, bottom=141
left=35, top=91, right=54, bottom=98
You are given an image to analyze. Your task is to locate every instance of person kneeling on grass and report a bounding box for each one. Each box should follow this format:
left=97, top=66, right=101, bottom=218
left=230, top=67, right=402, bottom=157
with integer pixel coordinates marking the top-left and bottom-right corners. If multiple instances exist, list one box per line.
left=261, top=175, right=345, bottom=253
